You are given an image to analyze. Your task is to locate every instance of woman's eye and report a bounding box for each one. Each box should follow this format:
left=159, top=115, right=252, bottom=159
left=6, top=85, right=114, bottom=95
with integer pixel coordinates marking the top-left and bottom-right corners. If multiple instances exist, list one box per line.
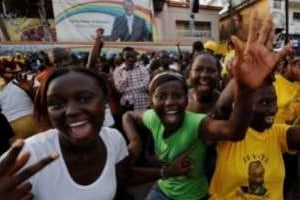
left=47, top=101, right=63, bottom=110
left=155, top=94, right=165, bottom=100
left=174, top=93, right=184, bottom=99
left=78, top=96, right=92, bottom=103
left=207, top=68, right=217, bottom=73
left=194, top=68, right=203, bottom=73
left=261, top=100, right=270, bottom=107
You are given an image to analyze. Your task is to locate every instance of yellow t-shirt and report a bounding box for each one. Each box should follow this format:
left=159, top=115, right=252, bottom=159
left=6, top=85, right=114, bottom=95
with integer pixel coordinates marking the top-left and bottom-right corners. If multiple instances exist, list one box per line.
left=209, top=124, right=290, bottom=200
left=274, top=74, right=300, bottom=124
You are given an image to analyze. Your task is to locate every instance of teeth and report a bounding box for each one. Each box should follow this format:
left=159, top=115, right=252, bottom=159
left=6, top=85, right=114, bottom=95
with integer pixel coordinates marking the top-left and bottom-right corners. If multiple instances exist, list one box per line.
left=69, top=121, right=88, bottom=127
left=265, top=116, right=274, bottom=123
left=165, top=111, right=177, bottom=114
left=199, top=80, right=209, bottom=85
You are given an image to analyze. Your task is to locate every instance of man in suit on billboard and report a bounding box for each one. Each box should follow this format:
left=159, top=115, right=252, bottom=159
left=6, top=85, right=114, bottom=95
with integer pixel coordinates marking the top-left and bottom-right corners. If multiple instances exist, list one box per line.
left=110, top=0, right=151, bottom=41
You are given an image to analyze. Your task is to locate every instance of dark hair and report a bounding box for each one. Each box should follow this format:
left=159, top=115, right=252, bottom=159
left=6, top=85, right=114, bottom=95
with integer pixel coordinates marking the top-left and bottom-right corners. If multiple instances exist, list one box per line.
left=139, top=53, right=150, bottom=65
left=0, top=59, right=18, bottom=74
left=122, top=46, right=136, bottom=55
left=149, top=71, right=188, bottom=97
left=34, top=66, right=109, bottom=131
left=192, top=40, right=204, bottom=52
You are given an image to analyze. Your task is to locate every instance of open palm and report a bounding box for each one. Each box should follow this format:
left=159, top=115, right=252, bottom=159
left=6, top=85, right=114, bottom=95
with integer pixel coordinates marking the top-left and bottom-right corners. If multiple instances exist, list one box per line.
left=231, top=13, right=293, bottom=90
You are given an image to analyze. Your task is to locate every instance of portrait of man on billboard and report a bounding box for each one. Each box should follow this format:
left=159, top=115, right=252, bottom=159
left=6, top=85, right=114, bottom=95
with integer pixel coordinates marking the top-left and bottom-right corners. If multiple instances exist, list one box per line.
left=110, top=0, right=152, bottom=41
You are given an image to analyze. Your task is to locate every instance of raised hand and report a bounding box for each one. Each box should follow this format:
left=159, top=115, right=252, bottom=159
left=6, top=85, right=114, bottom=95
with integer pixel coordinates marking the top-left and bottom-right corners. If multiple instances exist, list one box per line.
left=87, top=28, right=105, bottom=69
left=231, top=12, right=293, bottom=90
left=96, top=27, right=104, bottom=39
left=0, top=140, right=58, bottom=200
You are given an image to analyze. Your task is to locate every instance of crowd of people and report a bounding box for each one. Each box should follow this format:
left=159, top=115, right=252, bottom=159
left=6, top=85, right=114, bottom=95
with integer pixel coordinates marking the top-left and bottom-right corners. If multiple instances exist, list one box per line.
left=1, top=12, right=300, bottom=200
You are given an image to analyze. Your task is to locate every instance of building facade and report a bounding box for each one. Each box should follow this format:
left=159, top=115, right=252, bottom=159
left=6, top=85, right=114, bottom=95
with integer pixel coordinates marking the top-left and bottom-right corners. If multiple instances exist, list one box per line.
left=155, top=1, right=222, bottom=43
left=288, top=0, right=300, bottom=39
left=219, top=0, right=300, bottom=43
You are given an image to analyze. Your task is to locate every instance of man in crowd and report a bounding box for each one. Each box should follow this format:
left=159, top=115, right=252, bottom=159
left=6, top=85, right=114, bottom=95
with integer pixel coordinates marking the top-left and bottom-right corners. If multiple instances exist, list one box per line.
left=113, top=47, right=149, bottom=111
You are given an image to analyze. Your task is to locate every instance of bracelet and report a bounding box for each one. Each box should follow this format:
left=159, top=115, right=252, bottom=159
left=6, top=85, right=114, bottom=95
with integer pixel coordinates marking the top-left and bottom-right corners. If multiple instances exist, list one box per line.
left=160, top=166, right=167, bottom=179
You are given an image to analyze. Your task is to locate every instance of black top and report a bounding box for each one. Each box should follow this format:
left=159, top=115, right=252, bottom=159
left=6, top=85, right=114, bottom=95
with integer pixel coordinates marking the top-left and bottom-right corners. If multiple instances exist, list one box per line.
left=0, top=113, right=14, bottom=155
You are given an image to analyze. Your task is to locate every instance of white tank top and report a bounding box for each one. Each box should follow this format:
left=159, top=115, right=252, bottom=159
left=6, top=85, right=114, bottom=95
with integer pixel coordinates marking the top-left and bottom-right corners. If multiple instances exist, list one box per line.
left=22, top=127, right=128, bottom=200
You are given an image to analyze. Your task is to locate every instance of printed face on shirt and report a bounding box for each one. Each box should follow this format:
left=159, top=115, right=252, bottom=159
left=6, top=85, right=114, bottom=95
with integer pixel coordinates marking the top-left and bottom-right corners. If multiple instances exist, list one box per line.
left=189, top=54, right=220, bottom=96
left=248, top=161, right=265, bottom=193
left=239, top=160, right=268, bottom=197
left=250, top=84, right=278, bottom=132
left=151, top=80, right=188, bottom=131
left=46, top=71, right=106, bottom=146
left=123, top=0, right=134, bottom=16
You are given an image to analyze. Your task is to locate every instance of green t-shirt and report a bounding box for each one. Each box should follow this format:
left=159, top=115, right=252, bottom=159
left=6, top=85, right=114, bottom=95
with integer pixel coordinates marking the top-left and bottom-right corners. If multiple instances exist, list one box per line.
left=143, top=109, right=208, bottom=200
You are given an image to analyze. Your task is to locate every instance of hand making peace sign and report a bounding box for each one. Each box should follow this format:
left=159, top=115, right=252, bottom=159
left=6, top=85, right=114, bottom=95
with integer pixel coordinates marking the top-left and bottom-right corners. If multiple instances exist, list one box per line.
left=0, top=140, right=58, bottom=200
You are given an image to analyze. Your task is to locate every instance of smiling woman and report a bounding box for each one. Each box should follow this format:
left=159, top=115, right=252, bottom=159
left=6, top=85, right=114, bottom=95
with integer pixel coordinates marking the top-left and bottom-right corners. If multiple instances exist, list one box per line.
left=187, top=51, right=222, bottom=114
left=45, top=70, right=107, bottom=145
left=29, top=67, right=121, bottom=199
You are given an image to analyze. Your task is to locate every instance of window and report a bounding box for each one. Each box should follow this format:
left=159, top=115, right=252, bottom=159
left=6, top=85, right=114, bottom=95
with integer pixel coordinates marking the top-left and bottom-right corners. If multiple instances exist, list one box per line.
left=273, top=0, right=282, bottom=9
left=176, top=20, right=211, bottom=38
left=294, top=12, right=300, bottom=21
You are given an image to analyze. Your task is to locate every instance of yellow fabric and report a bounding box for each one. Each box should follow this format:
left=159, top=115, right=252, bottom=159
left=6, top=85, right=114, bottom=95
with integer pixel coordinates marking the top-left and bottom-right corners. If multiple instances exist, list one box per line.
left=221, top=50, right=235, bottom=76
left=209, top=124, right=290, bottom=200
left=215, top=42, right=228, bottom=57
left=10, top=114, right=36, bottom=141
left=221, top=63, right=228, bottom=76
left=0, top=77, right=5, bottom=90
left=274, top=74, right=300, bottom=124
left=204, top=40, right=218, bottom=53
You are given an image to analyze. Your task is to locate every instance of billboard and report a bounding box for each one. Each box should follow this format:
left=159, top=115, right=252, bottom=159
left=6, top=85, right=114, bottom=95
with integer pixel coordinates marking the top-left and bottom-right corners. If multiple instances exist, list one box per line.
left=4, top=18, right=56, bottom=41
left=52, top=0, right=157, bottom=42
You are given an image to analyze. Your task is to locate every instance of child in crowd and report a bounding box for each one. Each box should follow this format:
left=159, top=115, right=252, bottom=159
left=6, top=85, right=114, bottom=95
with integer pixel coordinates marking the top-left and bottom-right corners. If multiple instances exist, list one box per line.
left=122, top=12, right=292, bottom=200
left=0, top=66, right=190, bottom=200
